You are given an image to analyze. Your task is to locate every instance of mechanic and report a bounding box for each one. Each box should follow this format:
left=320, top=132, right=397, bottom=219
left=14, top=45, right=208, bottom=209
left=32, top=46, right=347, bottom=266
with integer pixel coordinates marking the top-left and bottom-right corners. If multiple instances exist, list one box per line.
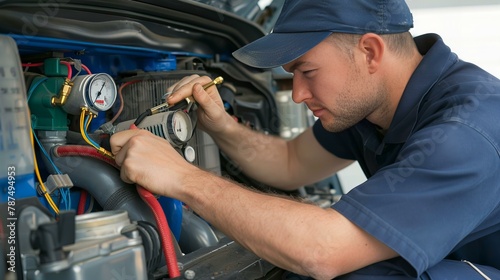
left=111, top=0, right=500, bottom=279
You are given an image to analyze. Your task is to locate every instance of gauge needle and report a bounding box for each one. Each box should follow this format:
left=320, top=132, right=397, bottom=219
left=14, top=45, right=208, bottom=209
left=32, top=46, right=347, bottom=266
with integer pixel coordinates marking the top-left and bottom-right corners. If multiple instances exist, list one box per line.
left=94, top=82, right=106, bottom=103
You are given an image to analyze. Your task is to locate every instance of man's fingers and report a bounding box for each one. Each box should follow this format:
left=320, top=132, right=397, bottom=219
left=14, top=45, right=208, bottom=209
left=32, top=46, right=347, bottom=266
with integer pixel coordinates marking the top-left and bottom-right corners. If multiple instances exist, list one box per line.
left=166, top=75, right=199, bottom=102
left=166, top=75, right=212, bottom=105
left=192, top=82, right=217, bottom=110
left=110, top=129, right=147, bottom=159
left=167, top=74, right=199, bottom=93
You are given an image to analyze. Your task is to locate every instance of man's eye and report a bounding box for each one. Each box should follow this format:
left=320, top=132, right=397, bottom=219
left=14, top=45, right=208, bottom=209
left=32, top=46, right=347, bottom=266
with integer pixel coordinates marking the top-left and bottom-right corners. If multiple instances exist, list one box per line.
left=302, top=69, right=316, bottom=76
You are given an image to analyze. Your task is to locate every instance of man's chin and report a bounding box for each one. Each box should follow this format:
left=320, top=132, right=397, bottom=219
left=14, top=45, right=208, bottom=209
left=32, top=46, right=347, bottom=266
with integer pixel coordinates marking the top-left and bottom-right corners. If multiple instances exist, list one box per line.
left=320, top=119, right=352, bottom=133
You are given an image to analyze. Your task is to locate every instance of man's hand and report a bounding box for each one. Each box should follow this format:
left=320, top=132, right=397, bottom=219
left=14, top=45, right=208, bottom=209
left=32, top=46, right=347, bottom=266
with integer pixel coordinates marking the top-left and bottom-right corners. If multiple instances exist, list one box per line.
left=110, top=129, right=198, bottom=197
left=166, top=74, right=233, bottom=134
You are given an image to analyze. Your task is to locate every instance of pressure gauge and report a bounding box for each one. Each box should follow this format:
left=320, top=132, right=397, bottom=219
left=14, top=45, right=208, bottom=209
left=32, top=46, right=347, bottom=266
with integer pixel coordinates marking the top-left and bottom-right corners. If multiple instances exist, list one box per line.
left=114, top=110, right=194, bottom=147
left=168, top=110, right=193, bottom=144
left=62, top=73, right=117, bottom=115
left=87, top=73, right=116, bottom=112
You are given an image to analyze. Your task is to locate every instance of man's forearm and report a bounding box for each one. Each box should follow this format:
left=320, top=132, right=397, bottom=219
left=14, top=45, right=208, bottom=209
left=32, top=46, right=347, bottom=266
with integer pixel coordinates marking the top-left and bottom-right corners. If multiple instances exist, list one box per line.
left=206, top=121, right=352, bottom=190
left=176, top=169, right=332, bottom=277
left=207, top=120, right=292, bottom=188
left=173, top=169, right=397, bottom=279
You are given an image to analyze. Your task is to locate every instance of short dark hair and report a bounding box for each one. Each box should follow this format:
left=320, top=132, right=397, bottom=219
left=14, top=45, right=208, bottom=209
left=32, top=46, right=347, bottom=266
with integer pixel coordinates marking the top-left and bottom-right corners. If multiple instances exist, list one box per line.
left=328, top=32, right=416, bottom=60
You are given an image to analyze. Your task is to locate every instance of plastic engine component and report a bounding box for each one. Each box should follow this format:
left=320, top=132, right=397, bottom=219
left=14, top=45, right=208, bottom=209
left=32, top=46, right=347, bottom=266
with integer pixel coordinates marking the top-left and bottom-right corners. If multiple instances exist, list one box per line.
left=0, top=35, right=36, bottom=202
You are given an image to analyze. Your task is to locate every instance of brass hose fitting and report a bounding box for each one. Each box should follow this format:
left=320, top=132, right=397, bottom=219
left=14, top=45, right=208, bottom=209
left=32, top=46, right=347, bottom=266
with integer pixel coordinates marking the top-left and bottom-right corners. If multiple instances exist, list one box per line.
left=51, top=78, right=73, bottom=106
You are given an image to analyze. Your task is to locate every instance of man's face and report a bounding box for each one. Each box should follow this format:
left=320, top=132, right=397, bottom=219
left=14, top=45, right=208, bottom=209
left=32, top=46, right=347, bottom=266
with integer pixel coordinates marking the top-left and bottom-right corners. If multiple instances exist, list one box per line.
left=283, top=38, right=388, bottom=132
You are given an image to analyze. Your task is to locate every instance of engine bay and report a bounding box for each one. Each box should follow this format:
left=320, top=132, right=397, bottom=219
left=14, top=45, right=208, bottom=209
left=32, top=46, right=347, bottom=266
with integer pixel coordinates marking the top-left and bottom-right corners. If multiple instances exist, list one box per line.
left=0, top=1, right=342, bottom=279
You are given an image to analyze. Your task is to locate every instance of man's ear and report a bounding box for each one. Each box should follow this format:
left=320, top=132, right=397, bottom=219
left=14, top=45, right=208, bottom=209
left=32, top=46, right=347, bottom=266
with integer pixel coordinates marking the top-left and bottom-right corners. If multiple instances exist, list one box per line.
left=358, top=33, right=385, bottom=74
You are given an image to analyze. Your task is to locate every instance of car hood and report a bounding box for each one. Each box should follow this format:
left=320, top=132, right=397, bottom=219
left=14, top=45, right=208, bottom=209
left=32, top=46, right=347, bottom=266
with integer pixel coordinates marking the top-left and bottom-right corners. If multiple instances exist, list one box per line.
left=0, top=0, right=279, bottom=57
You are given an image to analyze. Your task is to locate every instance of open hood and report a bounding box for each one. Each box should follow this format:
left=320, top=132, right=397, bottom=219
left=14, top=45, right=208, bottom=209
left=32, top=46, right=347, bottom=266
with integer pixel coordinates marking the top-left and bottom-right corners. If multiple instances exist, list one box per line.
left=0, top=0, right=282, bottom=57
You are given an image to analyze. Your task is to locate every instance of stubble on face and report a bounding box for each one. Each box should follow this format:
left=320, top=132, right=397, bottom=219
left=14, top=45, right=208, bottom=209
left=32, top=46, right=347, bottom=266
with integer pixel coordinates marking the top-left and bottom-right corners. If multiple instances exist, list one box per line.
left=319, top=64, right=388, bottom=133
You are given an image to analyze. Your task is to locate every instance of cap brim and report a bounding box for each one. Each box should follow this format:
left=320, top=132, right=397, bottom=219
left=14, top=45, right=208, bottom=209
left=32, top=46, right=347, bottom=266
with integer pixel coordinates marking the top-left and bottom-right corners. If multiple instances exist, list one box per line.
left=232, top=31, right=332, bottom=69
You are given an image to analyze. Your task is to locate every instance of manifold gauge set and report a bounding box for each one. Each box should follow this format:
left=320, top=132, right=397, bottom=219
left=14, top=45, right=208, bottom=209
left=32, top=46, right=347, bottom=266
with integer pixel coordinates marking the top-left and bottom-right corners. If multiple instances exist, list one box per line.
left=62, top=72, right=196, bottom=159
left=114, top=110, right=195, bottom=148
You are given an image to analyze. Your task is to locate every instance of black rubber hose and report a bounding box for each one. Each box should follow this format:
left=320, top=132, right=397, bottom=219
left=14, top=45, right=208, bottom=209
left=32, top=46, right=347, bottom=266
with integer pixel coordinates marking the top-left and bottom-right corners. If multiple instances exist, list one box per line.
left=49, top=147, right=156, bottom=223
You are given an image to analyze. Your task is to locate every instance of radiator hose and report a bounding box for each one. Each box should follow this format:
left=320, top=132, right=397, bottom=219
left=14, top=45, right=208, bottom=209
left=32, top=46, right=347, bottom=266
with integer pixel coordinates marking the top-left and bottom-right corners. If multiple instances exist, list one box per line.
left=52, top=144, right=181, bottom=278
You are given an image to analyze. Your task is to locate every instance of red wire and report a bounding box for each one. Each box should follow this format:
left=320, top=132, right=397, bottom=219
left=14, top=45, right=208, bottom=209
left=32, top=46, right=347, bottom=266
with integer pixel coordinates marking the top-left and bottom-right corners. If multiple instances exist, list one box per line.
left=59, top=61, right=73, bottom=79
left=22, top=62, right=73, bottom=79
left=109, top=80, right=141, bottom=124
left=81, top=64, right=92, bottom=74
left=21, top=62, right=44, bottom=67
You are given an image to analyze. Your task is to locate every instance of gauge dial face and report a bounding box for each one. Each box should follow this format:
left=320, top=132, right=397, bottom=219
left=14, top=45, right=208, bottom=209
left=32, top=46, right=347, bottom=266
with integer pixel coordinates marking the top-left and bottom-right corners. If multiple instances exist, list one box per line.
left=170, top=111, right=193, bottom=142
left=88, top=73, right=117, bottom=111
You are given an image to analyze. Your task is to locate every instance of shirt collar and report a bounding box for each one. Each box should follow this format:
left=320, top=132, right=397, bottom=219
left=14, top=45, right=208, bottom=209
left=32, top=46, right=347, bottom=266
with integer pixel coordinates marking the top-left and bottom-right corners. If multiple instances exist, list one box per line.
left=384, top=33, right=458, bottom=144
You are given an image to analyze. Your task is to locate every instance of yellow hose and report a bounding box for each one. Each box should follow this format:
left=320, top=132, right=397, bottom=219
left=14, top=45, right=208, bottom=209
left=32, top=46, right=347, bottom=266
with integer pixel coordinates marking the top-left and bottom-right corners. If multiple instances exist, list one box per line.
left=30, top=129, right=60, bottom=215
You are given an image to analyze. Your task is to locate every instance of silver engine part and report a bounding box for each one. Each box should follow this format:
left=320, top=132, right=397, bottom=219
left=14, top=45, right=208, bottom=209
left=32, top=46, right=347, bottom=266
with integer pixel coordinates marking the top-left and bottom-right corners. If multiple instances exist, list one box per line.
left=19, top=208, right=147, bottom=280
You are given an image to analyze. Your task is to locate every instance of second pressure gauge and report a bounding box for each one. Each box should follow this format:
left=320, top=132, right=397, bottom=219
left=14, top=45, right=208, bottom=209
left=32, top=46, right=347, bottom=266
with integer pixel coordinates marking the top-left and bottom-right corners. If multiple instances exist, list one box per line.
left=63, top=73, right=117, bottom=115
left=168, top=110, right=193, bottom=144
left=113, top=110, right=195, bottom=148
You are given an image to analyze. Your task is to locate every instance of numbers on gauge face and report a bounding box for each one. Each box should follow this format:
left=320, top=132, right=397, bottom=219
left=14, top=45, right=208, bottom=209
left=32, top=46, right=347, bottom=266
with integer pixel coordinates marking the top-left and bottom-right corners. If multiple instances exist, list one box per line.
left=171, top=111, right=193, bottom=142
left=88, top=74, right=116, bottom=111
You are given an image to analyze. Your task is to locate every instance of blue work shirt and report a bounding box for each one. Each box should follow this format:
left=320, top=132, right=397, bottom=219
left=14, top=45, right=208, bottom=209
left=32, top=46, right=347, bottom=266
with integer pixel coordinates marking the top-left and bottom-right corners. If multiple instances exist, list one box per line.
left=313, top=33, right=500, bottom=279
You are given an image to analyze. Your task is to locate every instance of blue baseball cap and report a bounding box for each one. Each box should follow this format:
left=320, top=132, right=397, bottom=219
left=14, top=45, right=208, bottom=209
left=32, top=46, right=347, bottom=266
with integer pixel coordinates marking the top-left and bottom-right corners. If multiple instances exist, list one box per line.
left=233, top=0, right=413, bottom=69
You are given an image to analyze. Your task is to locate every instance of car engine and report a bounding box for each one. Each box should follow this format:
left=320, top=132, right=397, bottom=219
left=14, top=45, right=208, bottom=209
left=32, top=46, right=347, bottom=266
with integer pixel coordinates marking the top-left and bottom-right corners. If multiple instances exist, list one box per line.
left=0, top=1, right=342, bottom=279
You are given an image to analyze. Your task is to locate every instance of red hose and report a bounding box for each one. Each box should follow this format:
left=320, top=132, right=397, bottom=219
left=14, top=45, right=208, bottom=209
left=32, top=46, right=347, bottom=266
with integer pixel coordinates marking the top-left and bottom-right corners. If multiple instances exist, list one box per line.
left=53, top=144, right=181, bottom=278
left=77, top=190, right=88, bottom=215
left=53, top=145, right=118, bottom=168
left=136, top=186, right=180, bottom=278
left=128, top=123, right=180, bottom=278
